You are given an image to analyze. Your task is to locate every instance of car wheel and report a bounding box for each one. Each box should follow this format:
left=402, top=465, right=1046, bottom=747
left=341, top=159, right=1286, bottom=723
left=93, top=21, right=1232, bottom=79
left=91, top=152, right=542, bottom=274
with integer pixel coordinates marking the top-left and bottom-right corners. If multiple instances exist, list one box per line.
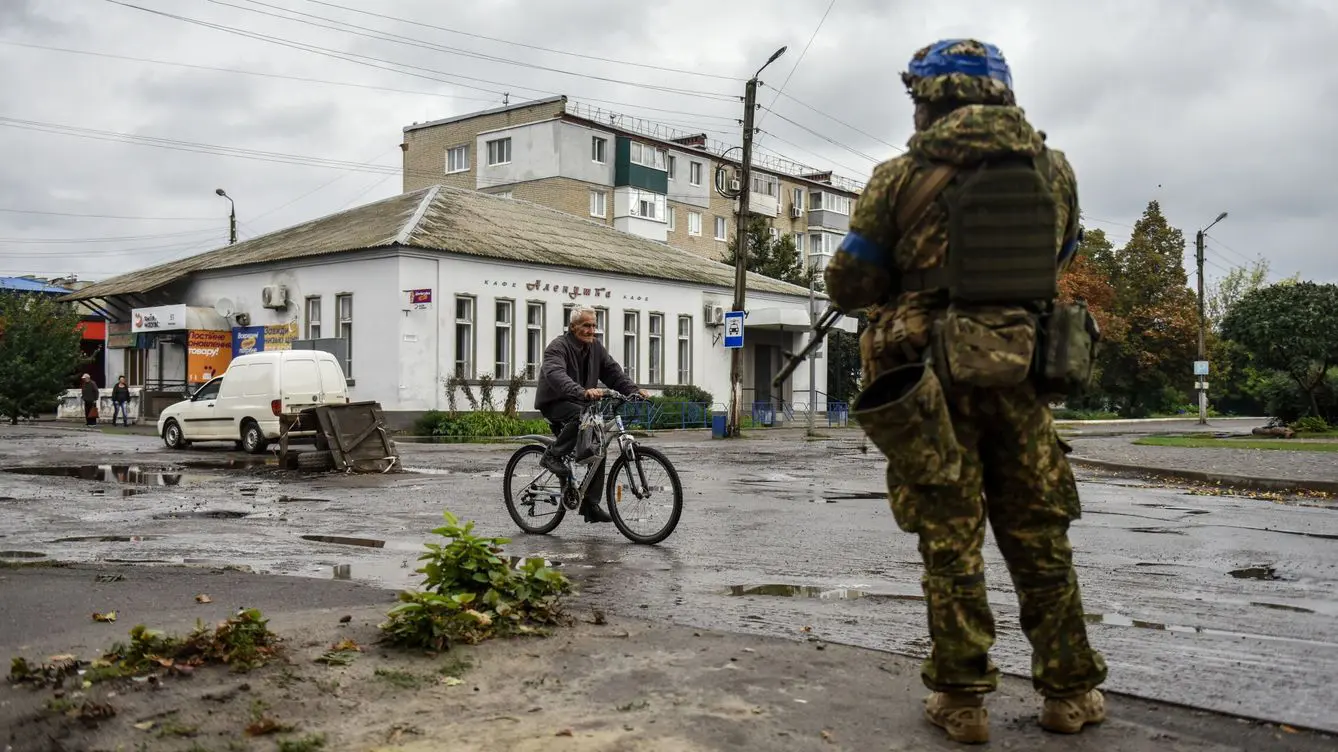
left=163, top=420, right=187, bottom=450
left=241, top=421, right=269, bottom=455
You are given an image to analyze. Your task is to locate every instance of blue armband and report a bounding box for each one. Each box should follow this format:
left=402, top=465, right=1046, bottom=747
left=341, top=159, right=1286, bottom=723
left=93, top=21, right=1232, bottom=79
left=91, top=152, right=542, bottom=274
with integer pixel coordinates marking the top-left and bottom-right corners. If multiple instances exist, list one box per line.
left=1058, top=227, right=1083, bottom=265
left=836, top=232, right=887, bottom=265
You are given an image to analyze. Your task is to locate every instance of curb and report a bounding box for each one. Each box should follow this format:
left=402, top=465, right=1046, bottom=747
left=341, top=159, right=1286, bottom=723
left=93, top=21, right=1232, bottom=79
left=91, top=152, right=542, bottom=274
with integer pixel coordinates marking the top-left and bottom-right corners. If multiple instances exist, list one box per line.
left=1069, top=456, right=1338, bottom=496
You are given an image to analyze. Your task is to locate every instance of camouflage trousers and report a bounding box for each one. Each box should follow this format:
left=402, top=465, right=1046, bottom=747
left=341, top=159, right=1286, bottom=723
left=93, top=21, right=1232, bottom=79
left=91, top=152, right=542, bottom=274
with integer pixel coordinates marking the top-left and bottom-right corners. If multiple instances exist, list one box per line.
left=883, top=383, right=1108, bottom=698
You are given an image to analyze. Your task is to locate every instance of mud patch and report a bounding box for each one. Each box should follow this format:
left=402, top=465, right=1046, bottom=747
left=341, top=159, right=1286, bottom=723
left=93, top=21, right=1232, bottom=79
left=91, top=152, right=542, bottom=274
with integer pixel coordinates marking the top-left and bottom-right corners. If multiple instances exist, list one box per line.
left=822, top=492, right=886, bottom=501
left=151, top=510, right=249, bottom=520
left=1229, top=566, right=1284, bottom=581
left=1251, top=601, right=1315, bottom=613
left=0, top=550, right=46, bottom=559
left=301, top=534, right=386, bottom=548
left=726, top=584, right=924, bottom=602
left=1129, top=527, right=1188, bottom=536
left=52, top=535, right=162, bottom=543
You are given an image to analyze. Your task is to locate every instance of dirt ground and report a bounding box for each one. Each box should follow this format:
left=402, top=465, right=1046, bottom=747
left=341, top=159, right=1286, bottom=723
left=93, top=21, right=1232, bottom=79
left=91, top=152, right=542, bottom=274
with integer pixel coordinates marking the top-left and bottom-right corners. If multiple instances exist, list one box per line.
left=3, top=564, right=1334, bottom=752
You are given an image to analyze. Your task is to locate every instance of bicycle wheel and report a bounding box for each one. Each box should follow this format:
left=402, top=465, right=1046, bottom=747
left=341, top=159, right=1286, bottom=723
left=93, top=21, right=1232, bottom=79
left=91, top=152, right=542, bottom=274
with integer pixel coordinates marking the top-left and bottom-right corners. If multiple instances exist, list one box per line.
left=503, top=445, right=566, bottom=535
left=605, top=445, right=683, bottom=545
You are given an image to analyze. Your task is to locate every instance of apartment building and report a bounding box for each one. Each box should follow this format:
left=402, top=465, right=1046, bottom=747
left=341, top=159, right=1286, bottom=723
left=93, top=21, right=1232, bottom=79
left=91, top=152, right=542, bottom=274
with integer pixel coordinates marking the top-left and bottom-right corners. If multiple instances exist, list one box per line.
left=400, top=95, right=864, bottom=272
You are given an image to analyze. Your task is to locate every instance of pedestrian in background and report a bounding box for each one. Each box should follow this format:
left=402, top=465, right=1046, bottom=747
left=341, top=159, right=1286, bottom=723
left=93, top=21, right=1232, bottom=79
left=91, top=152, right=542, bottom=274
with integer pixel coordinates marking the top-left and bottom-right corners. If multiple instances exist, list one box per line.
left=80, top=374, right=100, bottom=427
left=111, top=375, right=131, bottom=426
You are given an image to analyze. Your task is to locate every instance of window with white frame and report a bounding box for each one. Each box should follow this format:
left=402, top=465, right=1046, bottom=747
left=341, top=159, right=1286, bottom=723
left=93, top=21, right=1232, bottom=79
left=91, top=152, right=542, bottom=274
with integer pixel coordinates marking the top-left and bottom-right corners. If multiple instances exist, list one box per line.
left=713, top=215, right=727, bottom=241
left=667, top=207, right=676, bottom=231
left=594, top=307, right=607, bottom=346
left=589, top=190, right=606, bottom=218
left=752, top=174, right=777, bottom=197
left=666, top=154, right=677, bottom=180
left=494, top=300, right=513, bottom=378
left=446, top=145, right=469, bottom=174
left=809, top=191, right=823, bottom=211
left=304, top=296, right=321, bottom=339
left=629, top=188, right=665, bottom=221
left=689, top=161, right=702, bottom=186
left=688, top=211, right=702, bottom=236
left=525, top=302, right=545, bottom=379
left=794, top=233, right=805, bottom=253
left=622, top=311, right=639, bottom=382
left=769, top=226, right=780, bottom=242
left=336, top=294, right=353, bottom=376
left=648, top=313, right=663, bottom=384
left=629, top=142, right=667, bottom=170
left=591, top=136, right=607, bottom=163
left=809, top=191, right=851, bottom=214
left=792, top=186, right=803, bottom=210
left=676, top=315, right=692, bottom=384
left=486, top=137, right=511, bottom=166
left=809, top=233, right=825, bottom=255
left=454, top=296, right=474, bottom=378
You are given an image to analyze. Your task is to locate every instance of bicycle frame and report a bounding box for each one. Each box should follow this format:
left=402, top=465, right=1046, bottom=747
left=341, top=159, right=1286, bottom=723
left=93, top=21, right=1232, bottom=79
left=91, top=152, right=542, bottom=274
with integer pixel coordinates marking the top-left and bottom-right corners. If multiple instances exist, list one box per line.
left=517, top=396, right=650, bottom=503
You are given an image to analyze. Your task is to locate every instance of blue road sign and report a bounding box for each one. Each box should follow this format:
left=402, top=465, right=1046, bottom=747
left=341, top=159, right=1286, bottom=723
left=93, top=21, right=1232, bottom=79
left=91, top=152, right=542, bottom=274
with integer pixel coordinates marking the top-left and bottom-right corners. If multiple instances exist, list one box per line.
left=723, top=310, right=744, bottom=349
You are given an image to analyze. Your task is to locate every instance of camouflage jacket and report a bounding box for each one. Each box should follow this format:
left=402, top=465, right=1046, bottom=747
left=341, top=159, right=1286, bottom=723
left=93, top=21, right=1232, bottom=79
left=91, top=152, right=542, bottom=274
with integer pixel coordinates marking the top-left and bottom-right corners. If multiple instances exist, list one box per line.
left=823, top=105, right=1080, bottom=382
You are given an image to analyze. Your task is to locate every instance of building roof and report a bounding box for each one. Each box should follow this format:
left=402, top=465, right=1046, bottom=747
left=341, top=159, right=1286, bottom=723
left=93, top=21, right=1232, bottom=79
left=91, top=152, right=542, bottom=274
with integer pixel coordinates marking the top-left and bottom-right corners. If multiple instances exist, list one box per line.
left=0, top=276, right=72, bottom=294
left=59, top=186, right=819, bottom=303
left=403, top=95, right=566, bottom=134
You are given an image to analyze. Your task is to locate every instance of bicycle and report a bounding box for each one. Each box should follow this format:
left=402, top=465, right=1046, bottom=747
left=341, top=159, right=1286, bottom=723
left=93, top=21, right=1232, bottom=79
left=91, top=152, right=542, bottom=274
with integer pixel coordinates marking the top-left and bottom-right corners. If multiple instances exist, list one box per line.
left=502, top=391, right=684, bottom=545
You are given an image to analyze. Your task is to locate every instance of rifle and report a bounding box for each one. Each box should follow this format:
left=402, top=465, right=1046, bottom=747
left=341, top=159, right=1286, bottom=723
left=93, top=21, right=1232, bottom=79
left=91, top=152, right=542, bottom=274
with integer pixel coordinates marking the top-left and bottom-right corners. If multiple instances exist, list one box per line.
left=772, top=305, right=844, bottom=392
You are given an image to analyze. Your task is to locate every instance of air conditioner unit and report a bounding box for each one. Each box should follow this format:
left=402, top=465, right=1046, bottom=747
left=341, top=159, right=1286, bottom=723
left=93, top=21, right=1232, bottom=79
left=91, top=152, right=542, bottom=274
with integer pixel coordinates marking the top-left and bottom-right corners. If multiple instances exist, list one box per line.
left=260, top=285, right=289, bottom=310
left=790, top=204, right=803, bottom=219
left=729, top=178, right=741, bottom=192
left=703, top=303, right=725, bottom=327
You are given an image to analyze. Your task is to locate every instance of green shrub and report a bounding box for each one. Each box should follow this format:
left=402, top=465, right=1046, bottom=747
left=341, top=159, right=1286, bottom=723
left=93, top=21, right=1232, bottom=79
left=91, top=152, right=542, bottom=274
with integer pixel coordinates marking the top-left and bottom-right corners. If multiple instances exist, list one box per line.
left=1051, top=408, right=1120, bottom=421
left=412, top=410, right=549, bottom=439
left=1291, top=416, right=1331, bottom=434
left=379, top=511, right=572, bottom=649
left=661, top=384, right=714, bottom=404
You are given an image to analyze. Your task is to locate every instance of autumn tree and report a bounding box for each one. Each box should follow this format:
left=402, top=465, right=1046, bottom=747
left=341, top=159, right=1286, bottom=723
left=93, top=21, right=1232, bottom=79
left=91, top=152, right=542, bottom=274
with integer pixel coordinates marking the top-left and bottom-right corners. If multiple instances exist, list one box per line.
left=1221, top=282, right=1338, bottom=419
left=1203, top=259, right=1272, bottom=415
left=1091, top=201, right=1199, bottom=416
left=0, top=293, right=87, bottom=424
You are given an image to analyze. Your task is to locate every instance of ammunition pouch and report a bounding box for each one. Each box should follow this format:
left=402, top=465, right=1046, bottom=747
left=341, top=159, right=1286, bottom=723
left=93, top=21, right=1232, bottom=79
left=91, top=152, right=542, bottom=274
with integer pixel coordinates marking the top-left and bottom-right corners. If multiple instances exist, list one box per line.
left=1035, top=301, right=1101, bottom=396
left=851, top=362, right=962, bottom=486
left=928, top=305, right=1037, bottom=389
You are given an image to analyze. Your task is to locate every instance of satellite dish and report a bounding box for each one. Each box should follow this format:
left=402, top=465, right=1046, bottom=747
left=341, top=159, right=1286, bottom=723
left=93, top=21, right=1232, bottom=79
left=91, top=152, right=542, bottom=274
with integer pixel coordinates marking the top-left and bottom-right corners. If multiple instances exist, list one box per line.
left=214, top=298, right=235, bottom=318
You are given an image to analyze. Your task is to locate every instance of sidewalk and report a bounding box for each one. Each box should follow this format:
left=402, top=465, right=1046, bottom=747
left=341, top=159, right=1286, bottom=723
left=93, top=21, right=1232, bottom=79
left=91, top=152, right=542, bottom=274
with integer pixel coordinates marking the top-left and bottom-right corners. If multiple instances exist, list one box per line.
left=1068, top=434, right=1338, bottom=495
left=2, top=564, right=1332, bottom=751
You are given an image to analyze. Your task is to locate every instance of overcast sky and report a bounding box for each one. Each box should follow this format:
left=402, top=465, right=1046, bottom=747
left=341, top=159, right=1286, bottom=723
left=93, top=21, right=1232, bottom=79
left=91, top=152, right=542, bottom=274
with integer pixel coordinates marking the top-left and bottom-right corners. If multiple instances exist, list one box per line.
left=1, top=0, right=1334, bottom=288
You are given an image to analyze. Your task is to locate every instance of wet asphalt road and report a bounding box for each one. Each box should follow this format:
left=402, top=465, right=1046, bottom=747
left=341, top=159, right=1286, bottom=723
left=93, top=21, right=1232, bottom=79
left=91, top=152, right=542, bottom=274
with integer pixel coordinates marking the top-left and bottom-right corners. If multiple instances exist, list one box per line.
left=0, top=424, right=1335, bottom=733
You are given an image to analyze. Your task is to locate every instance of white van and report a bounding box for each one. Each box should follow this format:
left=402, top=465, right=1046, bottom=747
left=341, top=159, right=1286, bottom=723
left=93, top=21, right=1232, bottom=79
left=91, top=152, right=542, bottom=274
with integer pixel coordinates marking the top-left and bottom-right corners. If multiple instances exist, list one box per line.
left=157, top=350, right=349, bottom=453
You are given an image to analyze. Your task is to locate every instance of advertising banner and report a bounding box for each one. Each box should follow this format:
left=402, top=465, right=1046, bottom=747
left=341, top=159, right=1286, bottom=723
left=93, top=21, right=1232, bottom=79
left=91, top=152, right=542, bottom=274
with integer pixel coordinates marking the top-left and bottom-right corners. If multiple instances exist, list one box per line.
left=187, top=330, right=233, bottom=383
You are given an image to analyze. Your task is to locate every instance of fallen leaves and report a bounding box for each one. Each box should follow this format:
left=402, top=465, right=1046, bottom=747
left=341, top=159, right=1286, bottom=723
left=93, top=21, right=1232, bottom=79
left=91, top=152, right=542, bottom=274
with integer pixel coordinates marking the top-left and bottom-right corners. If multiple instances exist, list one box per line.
left=195, top=594, right=213, bottom=604
left=315, top=638, right=363, bottom=666
left=92, top=611, right=116, bottom=623
left=244, top=716, right=294, bottom=736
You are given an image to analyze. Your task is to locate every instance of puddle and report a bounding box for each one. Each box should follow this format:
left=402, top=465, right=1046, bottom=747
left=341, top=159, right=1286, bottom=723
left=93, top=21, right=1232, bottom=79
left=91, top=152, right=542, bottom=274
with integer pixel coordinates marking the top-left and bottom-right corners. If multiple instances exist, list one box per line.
left=726, top=584, right=924, bottom=602
left=0, top=550, right=46, bottom=559
left=402, top=467, right=455, bottom=475
left=1251, top=602, right=1315, bottom=613
left=53, top=535, right=161, bottom=543
left=1084, top=612, right=1335, bottom=648
left=1229, top=566, right=1284, bottom=581
left=822, top=492, right=887, bottom=501
left=181, top=458, right=276, bottom=470
left=301, top=534, right=385, bottom=548
left=1129, top=527, right=1188, bottom=536
left=277, top=496, right=331, bottom=504
left=4, top=464, right=214, bottom=486
left=151, top=510, right=249, bottom=520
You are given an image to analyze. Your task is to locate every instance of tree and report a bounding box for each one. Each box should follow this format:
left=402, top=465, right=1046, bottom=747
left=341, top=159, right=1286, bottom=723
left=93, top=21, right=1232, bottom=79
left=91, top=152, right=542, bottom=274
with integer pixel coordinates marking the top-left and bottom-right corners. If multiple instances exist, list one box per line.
left=1221, top=281, right=1338, bottom=418
left=1091, top=201, right=1199, bottom=416
left=1206, top=258, right=1270, bottom=332
left=723, top=214, right=809, bottom=287
left=1205, top=259, right=1271, bottom=415
left=0, top=293, right=87, bottom=424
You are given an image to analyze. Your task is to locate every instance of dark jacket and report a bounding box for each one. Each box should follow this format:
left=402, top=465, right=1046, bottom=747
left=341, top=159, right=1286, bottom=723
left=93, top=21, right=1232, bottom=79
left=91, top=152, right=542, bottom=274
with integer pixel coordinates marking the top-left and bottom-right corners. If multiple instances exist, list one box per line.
left=111, top=383, right=130, bottom=402
left=534, top=332, right=637, bottom=412
left=81, top=381, right=99, bottom=403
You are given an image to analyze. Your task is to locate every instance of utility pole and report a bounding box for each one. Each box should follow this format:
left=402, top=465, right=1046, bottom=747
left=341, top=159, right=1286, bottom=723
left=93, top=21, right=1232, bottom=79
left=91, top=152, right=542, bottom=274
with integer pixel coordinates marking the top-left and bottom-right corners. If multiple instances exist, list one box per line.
left=726, top=46, right=786, bottom=438
left=215, top=188, right=237, bottom=245
left=807, top=267, right=817, bottom=435
left=1195, top=211, right=1228, bottom=425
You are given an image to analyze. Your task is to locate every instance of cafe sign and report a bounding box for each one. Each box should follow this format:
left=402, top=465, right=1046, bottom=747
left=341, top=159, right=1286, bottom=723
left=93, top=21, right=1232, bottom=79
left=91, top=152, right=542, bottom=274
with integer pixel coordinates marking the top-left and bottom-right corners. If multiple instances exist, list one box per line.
left=131, top=304, right=187, bottom=333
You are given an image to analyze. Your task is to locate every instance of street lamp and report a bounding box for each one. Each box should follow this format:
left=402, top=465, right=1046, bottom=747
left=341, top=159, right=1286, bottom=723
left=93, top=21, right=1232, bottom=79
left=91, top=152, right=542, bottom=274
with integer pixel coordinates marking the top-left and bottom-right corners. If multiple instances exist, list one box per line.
left=726, top=45, right=787, bottom=439
left=215, top=188, right=237, bottom=245
left=1194, top=210, right=1229, bottom=424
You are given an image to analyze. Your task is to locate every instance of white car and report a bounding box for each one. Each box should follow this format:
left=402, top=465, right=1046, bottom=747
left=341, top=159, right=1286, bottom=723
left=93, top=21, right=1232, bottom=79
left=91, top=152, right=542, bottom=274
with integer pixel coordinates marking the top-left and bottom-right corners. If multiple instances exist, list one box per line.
left=157, top=350, right=350, bottom=453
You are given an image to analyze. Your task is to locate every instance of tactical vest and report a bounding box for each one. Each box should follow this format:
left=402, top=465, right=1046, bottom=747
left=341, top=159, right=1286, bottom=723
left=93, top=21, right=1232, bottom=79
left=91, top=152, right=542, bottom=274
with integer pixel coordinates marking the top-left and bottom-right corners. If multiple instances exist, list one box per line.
left=896, top=151, right=1059, bottom=306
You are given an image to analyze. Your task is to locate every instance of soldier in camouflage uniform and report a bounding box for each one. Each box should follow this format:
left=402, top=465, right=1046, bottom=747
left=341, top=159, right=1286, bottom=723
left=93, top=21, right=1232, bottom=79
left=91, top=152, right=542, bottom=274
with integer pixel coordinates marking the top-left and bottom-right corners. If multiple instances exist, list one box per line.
left=824, top=39, right=1108, bottom=744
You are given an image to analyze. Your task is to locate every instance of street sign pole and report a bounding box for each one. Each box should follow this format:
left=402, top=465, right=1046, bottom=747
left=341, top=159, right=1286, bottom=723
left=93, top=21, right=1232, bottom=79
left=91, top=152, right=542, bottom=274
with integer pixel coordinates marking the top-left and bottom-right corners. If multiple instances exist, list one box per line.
left=1194, top=360, right=1210, bottom=424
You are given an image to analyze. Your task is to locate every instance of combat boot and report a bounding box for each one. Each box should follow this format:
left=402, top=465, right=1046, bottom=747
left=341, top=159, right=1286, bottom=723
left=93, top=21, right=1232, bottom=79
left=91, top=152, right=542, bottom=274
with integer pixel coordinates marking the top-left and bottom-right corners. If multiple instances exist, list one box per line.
left=1040, top=689, right=1106, bottom=734
left=924, top=692, right=989, bottom=744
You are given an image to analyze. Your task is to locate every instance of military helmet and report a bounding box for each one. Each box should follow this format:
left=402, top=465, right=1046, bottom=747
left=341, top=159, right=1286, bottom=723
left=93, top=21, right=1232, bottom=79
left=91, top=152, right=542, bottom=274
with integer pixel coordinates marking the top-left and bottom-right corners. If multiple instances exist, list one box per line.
left=901, top=39, right=1014, bottom=105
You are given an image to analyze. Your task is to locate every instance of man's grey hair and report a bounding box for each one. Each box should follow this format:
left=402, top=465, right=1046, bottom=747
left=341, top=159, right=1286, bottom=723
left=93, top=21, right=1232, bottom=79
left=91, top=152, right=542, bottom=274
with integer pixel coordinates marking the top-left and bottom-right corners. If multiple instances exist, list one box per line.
left=568, top=305, right=597, bottom=327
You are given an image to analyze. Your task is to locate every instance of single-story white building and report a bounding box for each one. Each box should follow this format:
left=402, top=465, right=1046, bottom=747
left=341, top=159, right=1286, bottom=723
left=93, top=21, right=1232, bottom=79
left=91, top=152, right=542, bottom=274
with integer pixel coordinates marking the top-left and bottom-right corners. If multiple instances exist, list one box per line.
left=62, top=185, right=853, bottom=428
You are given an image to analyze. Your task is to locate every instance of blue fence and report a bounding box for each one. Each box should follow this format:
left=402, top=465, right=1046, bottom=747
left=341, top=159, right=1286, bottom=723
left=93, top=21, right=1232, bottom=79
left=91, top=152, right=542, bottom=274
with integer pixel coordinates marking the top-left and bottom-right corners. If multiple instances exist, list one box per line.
left=616, top=400, right=850, bottom=430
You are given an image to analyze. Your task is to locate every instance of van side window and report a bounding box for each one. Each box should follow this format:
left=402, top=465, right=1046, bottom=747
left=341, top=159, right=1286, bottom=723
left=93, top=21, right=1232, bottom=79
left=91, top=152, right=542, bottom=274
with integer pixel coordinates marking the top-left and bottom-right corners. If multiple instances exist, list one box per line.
left=194, top=378, right=223, bottom=401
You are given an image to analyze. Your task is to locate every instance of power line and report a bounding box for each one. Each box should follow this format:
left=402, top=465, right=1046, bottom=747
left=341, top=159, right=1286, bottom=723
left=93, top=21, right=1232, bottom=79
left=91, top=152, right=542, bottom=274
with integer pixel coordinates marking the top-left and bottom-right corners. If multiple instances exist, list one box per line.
left=756, top=0, right=836, bottom=137
left=760, top=110, right=881, bottom=163
left=0, top=227, right=222, bottom=244
left=0, top=206, right=218, bottom=221
left=211, top=0, right=737, bottom=100
left=302, top=0, right=742, bottom=82
left=0, top=40, right=500, bottom=105
left=754, top=130, right=867, bottom=181
left=764, top=87, right=904, bottom=154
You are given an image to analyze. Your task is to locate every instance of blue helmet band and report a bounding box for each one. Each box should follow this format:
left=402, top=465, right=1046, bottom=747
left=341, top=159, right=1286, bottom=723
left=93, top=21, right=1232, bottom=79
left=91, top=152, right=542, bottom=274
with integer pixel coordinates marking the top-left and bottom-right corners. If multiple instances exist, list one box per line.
left=907, top=39, right=1013, bottom=90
